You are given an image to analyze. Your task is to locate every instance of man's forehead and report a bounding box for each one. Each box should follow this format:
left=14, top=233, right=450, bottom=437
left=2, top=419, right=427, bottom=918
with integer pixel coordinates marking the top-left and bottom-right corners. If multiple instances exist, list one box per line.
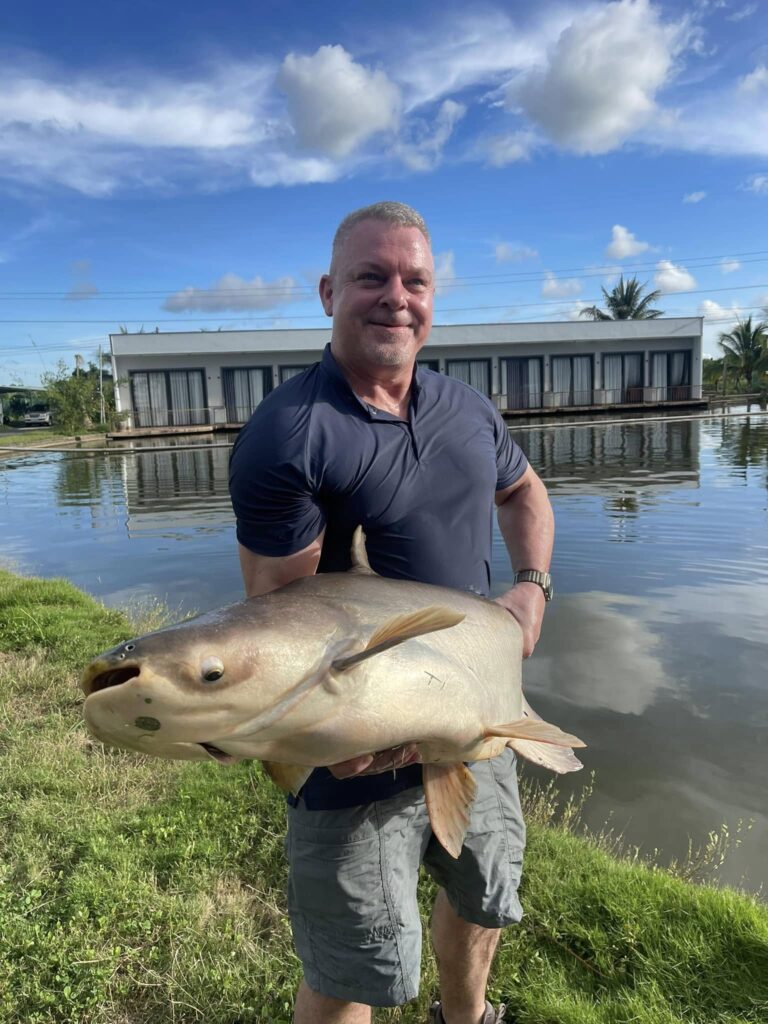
left=340, top=220, right=433, bottom=263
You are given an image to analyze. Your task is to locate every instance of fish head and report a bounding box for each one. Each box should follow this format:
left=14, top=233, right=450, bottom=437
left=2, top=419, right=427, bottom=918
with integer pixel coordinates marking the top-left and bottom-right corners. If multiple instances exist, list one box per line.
left=80, top=606, right=299, bottom=764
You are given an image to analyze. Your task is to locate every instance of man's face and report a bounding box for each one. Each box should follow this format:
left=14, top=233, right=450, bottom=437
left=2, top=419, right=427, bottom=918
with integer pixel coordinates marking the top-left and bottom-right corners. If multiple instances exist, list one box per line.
left=319, top=219, right=434, bottom=373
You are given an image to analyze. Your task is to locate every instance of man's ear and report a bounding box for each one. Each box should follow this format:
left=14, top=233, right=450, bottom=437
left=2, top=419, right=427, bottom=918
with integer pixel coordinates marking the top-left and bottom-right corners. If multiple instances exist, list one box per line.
left=319, top=274, right=334, bottom=317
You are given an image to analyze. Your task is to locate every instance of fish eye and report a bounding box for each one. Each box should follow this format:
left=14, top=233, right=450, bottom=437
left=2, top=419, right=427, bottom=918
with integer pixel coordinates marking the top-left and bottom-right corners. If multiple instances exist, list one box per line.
left=201, top=656, right=225, bottom=683
left=125, top=643, right=135, bottom=652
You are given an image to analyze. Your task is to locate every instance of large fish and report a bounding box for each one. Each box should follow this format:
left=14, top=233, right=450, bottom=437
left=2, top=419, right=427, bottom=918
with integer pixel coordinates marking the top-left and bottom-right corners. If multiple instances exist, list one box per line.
left=81, top=530, right=585, bottom=857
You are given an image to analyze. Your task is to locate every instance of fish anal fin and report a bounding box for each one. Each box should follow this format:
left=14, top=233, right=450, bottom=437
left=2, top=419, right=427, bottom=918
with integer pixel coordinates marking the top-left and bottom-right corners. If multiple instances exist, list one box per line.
left=332, top=606, right=465, bottom=672
left=261, top=760, right=313, bottom=796
left=423, top=762, right=477, bottom=860
left=486, top=718, right=586, bottom=749
left=507, top=738, right=583, bottom=774
left=348, top=526, right=377, bottom=575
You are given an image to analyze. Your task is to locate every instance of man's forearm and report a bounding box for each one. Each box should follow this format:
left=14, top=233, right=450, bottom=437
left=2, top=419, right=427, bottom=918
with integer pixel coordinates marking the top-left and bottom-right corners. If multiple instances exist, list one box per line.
left=497, top=469, right=554, bottom=573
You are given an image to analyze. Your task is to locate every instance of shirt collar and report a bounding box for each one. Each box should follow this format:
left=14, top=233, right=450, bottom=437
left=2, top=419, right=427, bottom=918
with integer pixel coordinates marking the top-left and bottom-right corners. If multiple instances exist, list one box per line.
left=319, top=343, right=421, bottom=422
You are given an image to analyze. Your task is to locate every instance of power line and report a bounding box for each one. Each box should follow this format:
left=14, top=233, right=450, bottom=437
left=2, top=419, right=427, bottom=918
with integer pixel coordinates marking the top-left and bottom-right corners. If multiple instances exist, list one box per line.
left=1, top=249, right=768, bottom=299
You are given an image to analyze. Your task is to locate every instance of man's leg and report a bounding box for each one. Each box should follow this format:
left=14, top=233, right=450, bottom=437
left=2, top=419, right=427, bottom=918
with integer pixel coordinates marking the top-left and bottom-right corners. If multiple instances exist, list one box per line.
left=294, top=978, right=371, bottom=1024
left=430, top=888, right=501, bottom=1024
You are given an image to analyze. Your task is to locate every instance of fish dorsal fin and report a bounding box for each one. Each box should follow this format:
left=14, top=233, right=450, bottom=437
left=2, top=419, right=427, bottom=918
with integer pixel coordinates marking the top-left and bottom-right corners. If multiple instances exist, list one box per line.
left=260, top=760, right=313, bottom=796
left=331, top=606, right=466, bottom=672
left=348, top=526, right=377, bottom=575
left=423, top=762, right=477, bottom=859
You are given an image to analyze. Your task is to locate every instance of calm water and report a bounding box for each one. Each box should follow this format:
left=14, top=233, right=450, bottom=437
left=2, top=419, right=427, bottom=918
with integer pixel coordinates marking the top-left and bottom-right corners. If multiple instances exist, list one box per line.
left=1, top=413, right=767, bottom=892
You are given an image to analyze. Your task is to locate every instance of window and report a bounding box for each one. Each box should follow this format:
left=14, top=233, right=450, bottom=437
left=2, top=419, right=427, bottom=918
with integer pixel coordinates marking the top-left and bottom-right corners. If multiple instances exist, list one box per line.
left=603, top=353, right=643, bottom=403
left=279, top=365, right=310, bottom=384
left=130, top=370, right=207, bottom=428
left=651, top=351, right=691, bottom=400
left=446, top=359, right=491, bottom=395
left=551, top=355, right=593, bottom=406
left=499, top=357, right=543, bottom=409
left=417, top=359, right=440, bottom=372
left=223, top=367, right=272, bottom=422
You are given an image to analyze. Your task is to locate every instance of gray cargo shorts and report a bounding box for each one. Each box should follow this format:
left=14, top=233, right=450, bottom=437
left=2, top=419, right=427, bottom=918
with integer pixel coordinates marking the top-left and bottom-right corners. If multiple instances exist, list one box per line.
left=285, top=747, right=525, bottom=1007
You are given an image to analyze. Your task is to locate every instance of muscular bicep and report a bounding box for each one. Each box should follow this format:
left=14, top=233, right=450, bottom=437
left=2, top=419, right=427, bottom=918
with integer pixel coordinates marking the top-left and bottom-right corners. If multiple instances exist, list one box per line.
left=238, top=530, right=325, bottom=598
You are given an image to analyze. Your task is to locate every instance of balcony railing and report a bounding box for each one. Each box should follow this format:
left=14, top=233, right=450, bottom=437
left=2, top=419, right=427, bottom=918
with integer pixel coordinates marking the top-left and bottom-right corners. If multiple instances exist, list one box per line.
left=492, top=384, right=702, bottom=412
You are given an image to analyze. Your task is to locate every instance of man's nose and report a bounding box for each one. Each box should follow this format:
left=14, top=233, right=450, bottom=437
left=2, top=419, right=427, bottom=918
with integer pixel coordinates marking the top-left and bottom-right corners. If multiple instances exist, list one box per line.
left=378, top=275, right=407, bottom=308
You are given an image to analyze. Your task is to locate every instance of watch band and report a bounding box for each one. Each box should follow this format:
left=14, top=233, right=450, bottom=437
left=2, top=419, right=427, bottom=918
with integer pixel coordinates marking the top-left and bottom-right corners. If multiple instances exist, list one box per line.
left=513, top=569, right=553, bottom=601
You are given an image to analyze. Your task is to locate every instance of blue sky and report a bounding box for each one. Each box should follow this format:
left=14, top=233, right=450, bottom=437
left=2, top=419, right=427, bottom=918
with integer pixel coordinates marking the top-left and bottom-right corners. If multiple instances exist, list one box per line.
left=1, top=0, right=767, bottom=384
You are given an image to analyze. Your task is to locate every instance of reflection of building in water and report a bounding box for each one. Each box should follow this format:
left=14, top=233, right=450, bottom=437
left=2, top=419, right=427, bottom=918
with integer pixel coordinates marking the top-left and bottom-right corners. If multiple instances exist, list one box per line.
left=121, top=446, right=235, bottom=537
left=110, top=318, right=704, bottom=431
left=516, top=418, right=701, bottom=493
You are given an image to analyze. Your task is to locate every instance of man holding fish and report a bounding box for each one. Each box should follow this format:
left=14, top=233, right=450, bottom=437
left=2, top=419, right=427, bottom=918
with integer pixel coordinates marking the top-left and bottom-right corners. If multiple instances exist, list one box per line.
left=229, top=202, right=556, bottom=1024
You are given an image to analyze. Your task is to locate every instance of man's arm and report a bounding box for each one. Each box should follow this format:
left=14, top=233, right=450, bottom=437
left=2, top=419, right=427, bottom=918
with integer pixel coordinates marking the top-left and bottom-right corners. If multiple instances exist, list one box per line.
left=494, top=464, right=554, bottom=658
left=238, top=533, right=325, bottom=598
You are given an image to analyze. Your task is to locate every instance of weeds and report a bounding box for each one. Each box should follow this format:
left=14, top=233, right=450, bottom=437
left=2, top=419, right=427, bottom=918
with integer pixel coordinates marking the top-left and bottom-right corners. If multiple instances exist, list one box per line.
left=1, top=569, right=767, bottom=1023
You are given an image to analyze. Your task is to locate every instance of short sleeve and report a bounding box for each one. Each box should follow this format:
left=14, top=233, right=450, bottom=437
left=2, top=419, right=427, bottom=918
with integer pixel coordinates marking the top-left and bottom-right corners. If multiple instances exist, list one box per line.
left=228, top=403, right=325, bottom=557
left=493, top=406, right=528, bottom=491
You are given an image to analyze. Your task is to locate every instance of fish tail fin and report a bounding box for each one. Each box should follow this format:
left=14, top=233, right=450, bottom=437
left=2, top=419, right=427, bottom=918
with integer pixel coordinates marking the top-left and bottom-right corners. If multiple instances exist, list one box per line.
left=423, top=762, right=477, bottom=859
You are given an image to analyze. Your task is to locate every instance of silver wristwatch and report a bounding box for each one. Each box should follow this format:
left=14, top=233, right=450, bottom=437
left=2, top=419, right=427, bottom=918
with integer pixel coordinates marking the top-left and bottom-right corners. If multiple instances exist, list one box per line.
left=513, top=569, right=554, bottom=602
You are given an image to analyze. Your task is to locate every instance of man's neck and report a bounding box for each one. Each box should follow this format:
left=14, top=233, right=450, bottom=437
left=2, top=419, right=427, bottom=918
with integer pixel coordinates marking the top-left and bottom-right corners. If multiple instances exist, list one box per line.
left=333, top=351, right=414, bottom=419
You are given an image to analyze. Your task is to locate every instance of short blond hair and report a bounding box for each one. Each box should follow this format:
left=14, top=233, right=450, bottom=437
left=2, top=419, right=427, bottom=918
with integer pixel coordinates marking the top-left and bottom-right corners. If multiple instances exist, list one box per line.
left=330, top=201, right=431, bottom=273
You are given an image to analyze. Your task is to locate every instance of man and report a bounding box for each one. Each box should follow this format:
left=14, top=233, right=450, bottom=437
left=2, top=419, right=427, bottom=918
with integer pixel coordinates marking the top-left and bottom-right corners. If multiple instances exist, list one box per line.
left=229, top=201, right=554, bottom=1024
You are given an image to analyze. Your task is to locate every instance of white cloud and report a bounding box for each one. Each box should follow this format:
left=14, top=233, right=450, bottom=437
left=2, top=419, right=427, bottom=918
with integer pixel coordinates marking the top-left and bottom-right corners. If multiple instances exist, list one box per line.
left=278, top=45, right=400, bottom=159
left=699, top=299, right=743, bottom=356
left=163, top=273, right=301, bottom=312
left=655, top=260, right=696, bottom=293
left=494, top=242, right=539, bottom=263
left=738, top=65, right=768, bottom=93
left=394, top=100, right=465, bottom=172
left=542, top=271, right=581, bottom=298
left=605, top=224, right=651, bottom=259
left=727, top=3, right=758, bottom=21
left=509, top=0, right=684, bottom=154
left=699, top=299, right=741, bottom=323
left=0, top=71, right=260, bottom=149
left=434, top=251, right=458, bottom=296
left=744, top=173, right=768, bottom=194
left=249, top=153, right=340, bottom=188
left=483, top=131, right=536, bottom=167
left=683, top=190, right=706, bottom=203
left=720, top=258, right=741, bottom=274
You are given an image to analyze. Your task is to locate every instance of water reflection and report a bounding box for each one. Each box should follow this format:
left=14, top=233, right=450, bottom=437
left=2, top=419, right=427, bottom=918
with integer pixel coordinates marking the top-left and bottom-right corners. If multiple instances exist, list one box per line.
left=2, top=413, right=766, bottom=891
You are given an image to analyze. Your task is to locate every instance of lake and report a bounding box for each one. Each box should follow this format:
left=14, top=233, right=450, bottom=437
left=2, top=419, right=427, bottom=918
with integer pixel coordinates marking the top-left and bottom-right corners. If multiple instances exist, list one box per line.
left=1, top=411, right=766, bottom=892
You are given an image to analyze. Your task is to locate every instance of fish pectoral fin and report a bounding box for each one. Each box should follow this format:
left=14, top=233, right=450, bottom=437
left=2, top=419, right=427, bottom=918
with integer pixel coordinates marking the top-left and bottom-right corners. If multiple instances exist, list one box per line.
left=487, top=718, right=585, bottom=775
left=423, top=762, right=477, bottom=860
left=348, top=526, right=378, bottom=575
left=486, top=718, right=585, bottom=747
left=331, top=606, right=466, bottom=672
left=260, top=760, right=313, bottom=796
left=506, top=738, right=584, bottom=774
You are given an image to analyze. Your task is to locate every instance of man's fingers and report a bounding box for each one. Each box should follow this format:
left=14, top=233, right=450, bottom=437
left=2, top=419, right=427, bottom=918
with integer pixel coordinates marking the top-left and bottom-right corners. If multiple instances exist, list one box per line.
left=328, top=744, right=421, bottom=779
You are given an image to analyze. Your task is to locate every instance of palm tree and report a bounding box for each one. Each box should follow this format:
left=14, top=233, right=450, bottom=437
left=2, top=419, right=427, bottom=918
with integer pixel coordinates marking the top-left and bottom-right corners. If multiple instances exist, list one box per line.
left=718, top=317, right=768, bottom=389
left=580, top=275, right=664, bottom=320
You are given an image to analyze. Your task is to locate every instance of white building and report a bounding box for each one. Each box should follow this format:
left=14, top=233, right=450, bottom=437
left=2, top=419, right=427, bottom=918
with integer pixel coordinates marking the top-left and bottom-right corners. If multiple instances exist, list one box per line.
left=110, top=318, right=703, bottom=431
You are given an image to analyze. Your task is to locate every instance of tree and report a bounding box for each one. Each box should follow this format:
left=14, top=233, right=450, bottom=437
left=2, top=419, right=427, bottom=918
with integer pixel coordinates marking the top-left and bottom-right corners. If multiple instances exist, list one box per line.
left=580, top=275, right=664, bottom=321
left=718, top=317, right=768, bottom=390
left=41, top=360, right=122, bottom=433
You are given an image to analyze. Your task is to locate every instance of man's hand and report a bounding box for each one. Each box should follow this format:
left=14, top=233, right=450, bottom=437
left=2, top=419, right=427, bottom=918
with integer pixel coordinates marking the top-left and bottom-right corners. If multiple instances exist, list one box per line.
left=328, top=743, right=422, bottom=779
left=495, top=582, right=546, bottom=658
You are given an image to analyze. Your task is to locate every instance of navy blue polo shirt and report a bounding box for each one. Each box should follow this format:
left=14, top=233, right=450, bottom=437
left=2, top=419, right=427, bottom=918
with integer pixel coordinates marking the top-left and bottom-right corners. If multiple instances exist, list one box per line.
left=229, top=344, right=528, bottom=808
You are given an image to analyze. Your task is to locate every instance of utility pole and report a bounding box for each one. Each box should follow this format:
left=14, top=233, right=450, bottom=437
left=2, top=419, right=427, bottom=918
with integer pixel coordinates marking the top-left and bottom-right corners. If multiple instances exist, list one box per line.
left=98, top=345, right=105, bottom=425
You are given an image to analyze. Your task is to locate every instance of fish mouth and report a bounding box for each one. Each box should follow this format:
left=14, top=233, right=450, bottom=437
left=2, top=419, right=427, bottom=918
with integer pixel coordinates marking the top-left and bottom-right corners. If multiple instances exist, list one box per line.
left=199, top=742, right=238, bottom=766
left=82, top=664, right=141, bottom=696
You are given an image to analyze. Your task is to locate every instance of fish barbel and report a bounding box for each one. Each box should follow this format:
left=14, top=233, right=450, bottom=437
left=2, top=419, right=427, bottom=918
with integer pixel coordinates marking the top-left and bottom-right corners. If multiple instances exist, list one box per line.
left=81, top=529, right=585, bottom=857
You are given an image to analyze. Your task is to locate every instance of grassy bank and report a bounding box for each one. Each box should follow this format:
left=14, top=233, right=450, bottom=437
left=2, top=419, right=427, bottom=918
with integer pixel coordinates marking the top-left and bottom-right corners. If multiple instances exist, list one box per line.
left=1, top=569, right=766, bottom=1024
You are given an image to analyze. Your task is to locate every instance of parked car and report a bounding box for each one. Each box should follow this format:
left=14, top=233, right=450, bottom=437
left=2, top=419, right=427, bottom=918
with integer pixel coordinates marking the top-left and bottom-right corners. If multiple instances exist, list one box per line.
left=23, top=404, right=52, bottom=427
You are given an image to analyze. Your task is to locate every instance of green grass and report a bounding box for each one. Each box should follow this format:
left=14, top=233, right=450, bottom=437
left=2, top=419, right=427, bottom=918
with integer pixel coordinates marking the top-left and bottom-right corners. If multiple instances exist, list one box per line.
left=1, top=569, right=766, bottom=1023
